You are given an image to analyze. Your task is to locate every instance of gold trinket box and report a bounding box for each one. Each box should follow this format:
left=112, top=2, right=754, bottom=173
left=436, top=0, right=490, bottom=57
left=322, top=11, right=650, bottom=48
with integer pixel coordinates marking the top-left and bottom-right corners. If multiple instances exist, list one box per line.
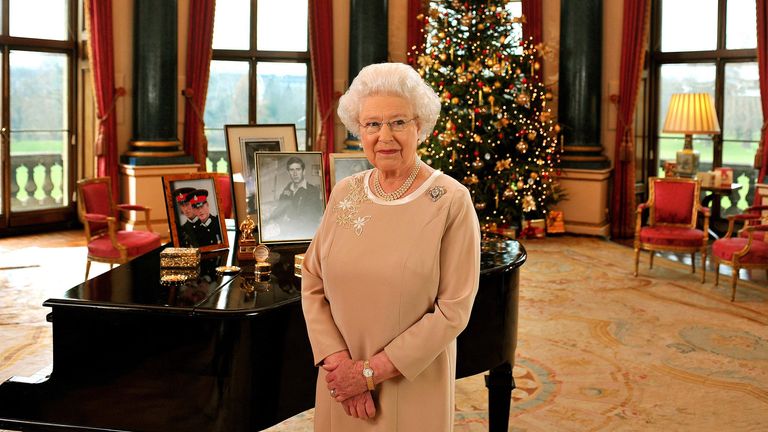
left=294, top=253, right=305, bottom=278
left=253, top=245, right=271, bottom=276
left=160, top=247, right=201, bottom=268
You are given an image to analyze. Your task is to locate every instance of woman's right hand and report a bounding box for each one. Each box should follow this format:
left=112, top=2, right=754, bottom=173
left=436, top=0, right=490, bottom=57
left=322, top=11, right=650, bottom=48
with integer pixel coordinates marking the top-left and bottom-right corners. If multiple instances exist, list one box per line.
left=341, top=391, right=376, bottom=419
left=322, top=350, right=351, bottom=369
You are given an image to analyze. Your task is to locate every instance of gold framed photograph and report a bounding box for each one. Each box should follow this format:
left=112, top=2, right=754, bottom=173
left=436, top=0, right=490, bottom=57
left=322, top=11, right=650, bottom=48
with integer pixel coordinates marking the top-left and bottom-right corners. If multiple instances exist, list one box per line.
left=329, top=152, right=373, bottom=189
left=162, top=173, right=229, bottom=252
left=224, top=124, right=298, bottom=228
left=254, top=152, right=326, bottom=244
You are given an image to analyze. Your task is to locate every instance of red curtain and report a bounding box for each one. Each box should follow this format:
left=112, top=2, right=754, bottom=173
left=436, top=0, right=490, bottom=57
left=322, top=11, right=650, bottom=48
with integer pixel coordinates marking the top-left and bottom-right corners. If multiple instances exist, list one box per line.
left=407, top=0, right=426, bottom=66
left=756, top=0, right=768, bottom=184
left=309, top=0, right=334, bottom=196
left=610, top=0, right=651, bottom=239
left=85, top=0, right=120, bottom=198
left=522, top=0, right=543, bottom=46
left=183, top=0, right=216, bottom=169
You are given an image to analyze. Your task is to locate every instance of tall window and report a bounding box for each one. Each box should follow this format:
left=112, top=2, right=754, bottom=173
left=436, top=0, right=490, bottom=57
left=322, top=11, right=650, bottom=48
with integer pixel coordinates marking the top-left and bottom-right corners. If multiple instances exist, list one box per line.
left=651, top=0, right=761, bottom=212
left=0, top=0, right=77, bottom=231
left=205, top=0, right=310, bottom=172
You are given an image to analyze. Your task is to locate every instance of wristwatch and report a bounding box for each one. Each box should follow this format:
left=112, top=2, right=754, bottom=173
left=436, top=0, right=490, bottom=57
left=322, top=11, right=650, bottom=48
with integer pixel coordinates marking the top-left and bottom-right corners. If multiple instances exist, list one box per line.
left=362, top=360, right=375, bottom=391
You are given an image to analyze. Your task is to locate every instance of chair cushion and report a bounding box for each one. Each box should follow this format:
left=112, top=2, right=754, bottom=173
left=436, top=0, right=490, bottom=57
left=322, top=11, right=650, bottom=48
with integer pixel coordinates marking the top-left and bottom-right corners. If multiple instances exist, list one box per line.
left=738, top=226, right=768, bottom=242
left=639, top=226, right=705, bottom=247
left=88, top=230, right=161, bottom=259
left=712, top=237, right=768, bottom=264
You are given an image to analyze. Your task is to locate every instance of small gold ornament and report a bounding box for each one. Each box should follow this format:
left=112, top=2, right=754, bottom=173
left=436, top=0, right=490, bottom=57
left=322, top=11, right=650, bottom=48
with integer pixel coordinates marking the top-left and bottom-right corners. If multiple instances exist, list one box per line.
left=471, top=159, right=485, bottom=170
left=516, top=93, right=530, bottom=106
left=530, top=172, right=539, bottom=180
left=503, top=187, right=515, bottom=199
left=438, top=31, right=446, bottom=38
left=473, top=134, right=482, bottom=143
left=463, top=174, right=479, bottom=185
left=554, top=124, right=562, bottom=133
left=516, top=141, right=528, bottom=153
left=540, top=112, right=552, bottom=122
left=474, top=201, right=487, bottom=210
left=517, top=180, right=524, bottom=189
left=439, top=53, right=447, bottom=61
left=534, top=62, right=541, bottom=71
left=477, top=23, right=485, bottom=30
left=495, top=158, right=511, bottom=171
left=527, top=131, right=538, bottom=141
left=522, top=195, right=536, bottom=212
left=545, top=92, right=553, bottom=100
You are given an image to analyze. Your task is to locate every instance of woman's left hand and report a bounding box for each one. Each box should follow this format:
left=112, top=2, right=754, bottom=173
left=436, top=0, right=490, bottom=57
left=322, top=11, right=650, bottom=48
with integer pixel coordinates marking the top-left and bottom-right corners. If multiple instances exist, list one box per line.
left=323, top=358, right=367, bottom=401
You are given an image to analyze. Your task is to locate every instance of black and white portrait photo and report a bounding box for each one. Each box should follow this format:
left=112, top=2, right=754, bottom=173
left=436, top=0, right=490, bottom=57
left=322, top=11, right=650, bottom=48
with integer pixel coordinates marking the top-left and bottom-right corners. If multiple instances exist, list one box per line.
left=255, top=152, right=325, bottom=243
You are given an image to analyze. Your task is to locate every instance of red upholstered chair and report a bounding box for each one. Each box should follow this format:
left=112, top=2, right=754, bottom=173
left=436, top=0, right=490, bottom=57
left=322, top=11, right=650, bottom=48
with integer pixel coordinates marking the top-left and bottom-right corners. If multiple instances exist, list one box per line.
left=634, top=177, right=710, bottom=282
left=711, top=205, right=768, bottom=301
left=77, top=177, right=162, bottom=279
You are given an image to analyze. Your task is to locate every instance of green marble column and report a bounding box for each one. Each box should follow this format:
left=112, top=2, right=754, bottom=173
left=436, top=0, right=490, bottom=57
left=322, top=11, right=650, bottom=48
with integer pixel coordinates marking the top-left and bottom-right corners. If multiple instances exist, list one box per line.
left=558, top=0, right=609, bottom=169
left=344, top=0, right=388, bottom=150
left=123, top=0, right=191, bottom=165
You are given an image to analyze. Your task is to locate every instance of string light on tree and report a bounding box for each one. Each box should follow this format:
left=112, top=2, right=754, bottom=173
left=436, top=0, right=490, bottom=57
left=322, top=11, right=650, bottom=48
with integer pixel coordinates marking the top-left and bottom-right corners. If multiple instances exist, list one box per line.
left=415, top=0, right=562, bottom=227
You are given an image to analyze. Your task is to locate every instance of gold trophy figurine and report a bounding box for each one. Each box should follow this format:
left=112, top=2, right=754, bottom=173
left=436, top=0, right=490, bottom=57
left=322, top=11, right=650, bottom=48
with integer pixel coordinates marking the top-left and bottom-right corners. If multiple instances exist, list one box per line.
left=237, top=215, right=258, bottom=261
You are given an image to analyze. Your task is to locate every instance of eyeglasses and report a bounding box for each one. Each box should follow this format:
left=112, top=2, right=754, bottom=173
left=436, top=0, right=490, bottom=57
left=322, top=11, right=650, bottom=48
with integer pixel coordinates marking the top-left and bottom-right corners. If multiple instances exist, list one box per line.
left=359, top=118, right=417, bottom=135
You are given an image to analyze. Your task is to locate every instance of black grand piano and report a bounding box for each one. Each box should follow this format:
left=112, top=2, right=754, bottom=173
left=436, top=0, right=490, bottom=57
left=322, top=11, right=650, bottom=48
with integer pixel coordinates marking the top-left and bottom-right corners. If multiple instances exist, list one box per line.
left=0, top=233, right=525, bottom=432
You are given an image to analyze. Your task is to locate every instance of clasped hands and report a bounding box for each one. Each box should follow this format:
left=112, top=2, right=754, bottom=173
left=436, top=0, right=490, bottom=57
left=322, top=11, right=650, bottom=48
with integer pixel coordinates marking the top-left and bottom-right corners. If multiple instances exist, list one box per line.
left=323, top=351, right=376, bottom=419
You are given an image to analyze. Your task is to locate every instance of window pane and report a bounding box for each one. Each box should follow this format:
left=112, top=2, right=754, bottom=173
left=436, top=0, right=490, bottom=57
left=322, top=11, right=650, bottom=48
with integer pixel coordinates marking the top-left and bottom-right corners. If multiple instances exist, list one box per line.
left=10, top=0, right=68, bottom=40
left=204, top=60, right=250, bottom=155
left=213, top=0, right=250, bottom=50
left=257, top=0, right=308, bottom=52
left=10, top=51, right=69, bottom=211
left=661, top=0, right=717, bottom=52
left=658, top=63, right=716, bottom=165
left=722, top=62, right=762, bottom=167
left=726, top=0, right=758, bottom=49
left=256, top=62, right=307, bottom=150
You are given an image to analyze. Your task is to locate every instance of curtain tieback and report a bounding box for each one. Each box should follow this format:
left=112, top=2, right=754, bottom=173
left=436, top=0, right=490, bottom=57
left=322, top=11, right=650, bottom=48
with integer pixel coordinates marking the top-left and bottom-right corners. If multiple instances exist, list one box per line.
left=315, top=91, right=342, bottom=152
left=95, top=87, right=126, bottom=156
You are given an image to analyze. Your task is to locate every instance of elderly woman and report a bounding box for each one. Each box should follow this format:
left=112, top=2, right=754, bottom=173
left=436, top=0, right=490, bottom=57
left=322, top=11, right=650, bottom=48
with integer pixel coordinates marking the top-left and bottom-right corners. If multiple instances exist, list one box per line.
left=301, top=62, right=481, bottom=431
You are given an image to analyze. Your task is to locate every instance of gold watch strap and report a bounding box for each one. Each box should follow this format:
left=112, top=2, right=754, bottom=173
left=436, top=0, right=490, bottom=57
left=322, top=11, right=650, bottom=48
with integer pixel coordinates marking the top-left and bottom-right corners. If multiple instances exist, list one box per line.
left=363, top=360, right=375, bottom=391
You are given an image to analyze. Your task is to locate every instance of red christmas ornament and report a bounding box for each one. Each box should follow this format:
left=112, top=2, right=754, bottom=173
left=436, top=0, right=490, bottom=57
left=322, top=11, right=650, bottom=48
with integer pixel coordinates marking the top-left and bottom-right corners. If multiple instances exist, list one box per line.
left=522, top=78, right=527, bottom=84
left=474, top=150, right=480, bottom=157
left=433, top=130, right=439, bottom=136
left=459, top=133, right=465, bottom=138
left=482, top=49, right=488, bottom=55
left=474, top=108, right=481, bottom=113
left=498, top=133, right=504, bottom=139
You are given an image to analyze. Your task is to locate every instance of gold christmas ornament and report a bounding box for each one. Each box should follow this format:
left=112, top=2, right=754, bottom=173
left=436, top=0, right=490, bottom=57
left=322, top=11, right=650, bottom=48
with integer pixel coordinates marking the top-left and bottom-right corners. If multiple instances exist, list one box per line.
left=503, top=187, right=515, bottom=199
left=494, top=80, right=502, bottom=88
left=477, top=23, right=485, bottom=30
left=474, top=201, right=487, bottom=210
left=463, top=174, right=480, bottom=185
left=517, top=180, right=524, bottom=189
left=540, top=112, right=552, bottom=122
left=499, top=35, right=506, bottom=44
left=473, top=134, right=482, bottom=143
left=522, top=194, right=536, bottom=212
left=527, top=131, right=538, bottom=141
left=438, top=31, right=446, bottom=38
left=545, top=92, right=553, bottom=100
left=495, top=158, right=511, bottom=171
left=461, top=14, right=472, bottom=26
left=530, top=172, right=539, bottom=180
left=516, top=141, right=528, bottom=153
left=439, top=53, right=447, bottom=61
left=554, top=124, right=562, bottom=133
left=492, top=63, right=502, bottom=74
left=471, top=159, right=484, bottom=170
left=516, top=93, right=530, bottom=106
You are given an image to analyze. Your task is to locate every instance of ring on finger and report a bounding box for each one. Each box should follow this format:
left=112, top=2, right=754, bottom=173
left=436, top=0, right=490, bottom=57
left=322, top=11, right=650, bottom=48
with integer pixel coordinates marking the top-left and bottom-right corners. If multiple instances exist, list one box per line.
left=330, top=389, right=336, bottom=397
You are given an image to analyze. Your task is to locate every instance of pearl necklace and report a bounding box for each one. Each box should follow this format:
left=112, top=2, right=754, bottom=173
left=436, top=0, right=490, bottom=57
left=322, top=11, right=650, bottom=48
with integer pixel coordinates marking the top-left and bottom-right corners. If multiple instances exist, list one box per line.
left=373, top=158, right=422, bottom=201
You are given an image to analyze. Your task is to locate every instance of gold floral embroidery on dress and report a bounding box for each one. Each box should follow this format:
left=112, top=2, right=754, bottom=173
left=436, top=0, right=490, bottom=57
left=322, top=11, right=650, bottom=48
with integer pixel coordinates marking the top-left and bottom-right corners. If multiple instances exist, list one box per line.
left=334, top=173, right=371, bottom=236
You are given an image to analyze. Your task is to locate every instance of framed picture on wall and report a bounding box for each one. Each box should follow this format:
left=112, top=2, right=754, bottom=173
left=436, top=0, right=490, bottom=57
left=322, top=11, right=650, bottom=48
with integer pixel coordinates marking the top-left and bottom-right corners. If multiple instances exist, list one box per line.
left=254, top=152, right=325, bottom=244
left=329, top=152, right=373, bottom=189
left=162, top=173, right=229, bottom=252
left=224, top=124, right=298, bottom=228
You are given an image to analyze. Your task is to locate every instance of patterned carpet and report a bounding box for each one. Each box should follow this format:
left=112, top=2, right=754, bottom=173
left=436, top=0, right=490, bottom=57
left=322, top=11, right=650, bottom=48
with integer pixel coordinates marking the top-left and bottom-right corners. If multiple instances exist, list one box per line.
left=1, top=235, right=767, bottom=431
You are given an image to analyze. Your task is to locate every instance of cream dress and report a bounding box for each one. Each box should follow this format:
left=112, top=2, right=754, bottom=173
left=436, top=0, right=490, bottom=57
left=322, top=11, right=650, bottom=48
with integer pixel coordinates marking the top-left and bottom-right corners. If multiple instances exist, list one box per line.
left=301, top=169, right=481, bottom=431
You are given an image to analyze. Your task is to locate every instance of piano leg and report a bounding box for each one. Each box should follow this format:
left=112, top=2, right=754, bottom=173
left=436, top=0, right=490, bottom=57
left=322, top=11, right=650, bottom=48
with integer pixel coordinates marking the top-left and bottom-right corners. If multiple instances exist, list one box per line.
left=484, top=362, right=515, bottom=432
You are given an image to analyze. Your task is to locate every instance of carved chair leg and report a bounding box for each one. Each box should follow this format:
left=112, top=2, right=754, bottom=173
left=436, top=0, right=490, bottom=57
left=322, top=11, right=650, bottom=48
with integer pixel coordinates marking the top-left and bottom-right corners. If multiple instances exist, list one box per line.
left=730, top=266, right=739, bottom=302
left=714, top=261, right=720, bottom=286
left=691, top=253, right=696, bottom=274
left=634, top=248, right=640, bottom=277
left=649, top=251, right=654, bottom=270
left=85, top=260, right=91, bottom=281
left=700, top=251, right=706, bottom=283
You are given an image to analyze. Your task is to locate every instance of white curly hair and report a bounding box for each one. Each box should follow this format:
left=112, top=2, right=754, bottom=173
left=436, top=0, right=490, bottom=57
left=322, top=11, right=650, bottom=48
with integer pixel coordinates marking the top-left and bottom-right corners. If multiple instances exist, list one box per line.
left=337, top=63, right=441, bottom=143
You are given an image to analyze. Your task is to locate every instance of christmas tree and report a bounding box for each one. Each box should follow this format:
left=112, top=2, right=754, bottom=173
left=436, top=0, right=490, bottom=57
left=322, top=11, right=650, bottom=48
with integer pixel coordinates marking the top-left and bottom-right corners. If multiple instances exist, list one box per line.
left=414, top=0, right=561, bottom=229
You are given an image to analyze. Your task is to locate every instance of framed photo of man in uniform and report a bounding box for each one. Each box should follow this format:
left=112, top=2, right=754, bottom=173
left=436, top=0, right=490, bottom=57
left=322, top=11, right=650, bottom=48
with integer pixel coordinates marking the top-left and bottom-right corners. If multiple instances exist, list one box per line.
left=224, top=124, right=298, bottom=229
left=254, top=152, right=325, bottom=244
left=162, top=173, right=229, bottom=252
left=329, top=152, right=374, bottom=189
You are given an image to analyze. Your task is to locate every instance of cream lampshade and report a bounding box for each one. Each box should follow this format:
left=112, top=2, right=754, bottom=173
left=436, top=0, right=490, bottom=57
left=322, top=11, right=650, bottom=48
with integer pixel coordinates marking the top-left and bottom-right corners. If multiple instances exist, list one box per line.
left=662, top=93, right=721, bottom=177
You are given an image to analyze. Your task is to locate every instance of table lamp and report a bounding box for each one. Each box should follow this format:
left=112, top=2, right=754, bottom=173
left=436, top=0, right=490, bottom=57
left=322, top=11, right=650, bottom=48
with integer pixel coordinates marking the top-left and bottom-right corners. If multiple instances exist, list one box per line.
left=662, top=93, right=720, bottom=177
